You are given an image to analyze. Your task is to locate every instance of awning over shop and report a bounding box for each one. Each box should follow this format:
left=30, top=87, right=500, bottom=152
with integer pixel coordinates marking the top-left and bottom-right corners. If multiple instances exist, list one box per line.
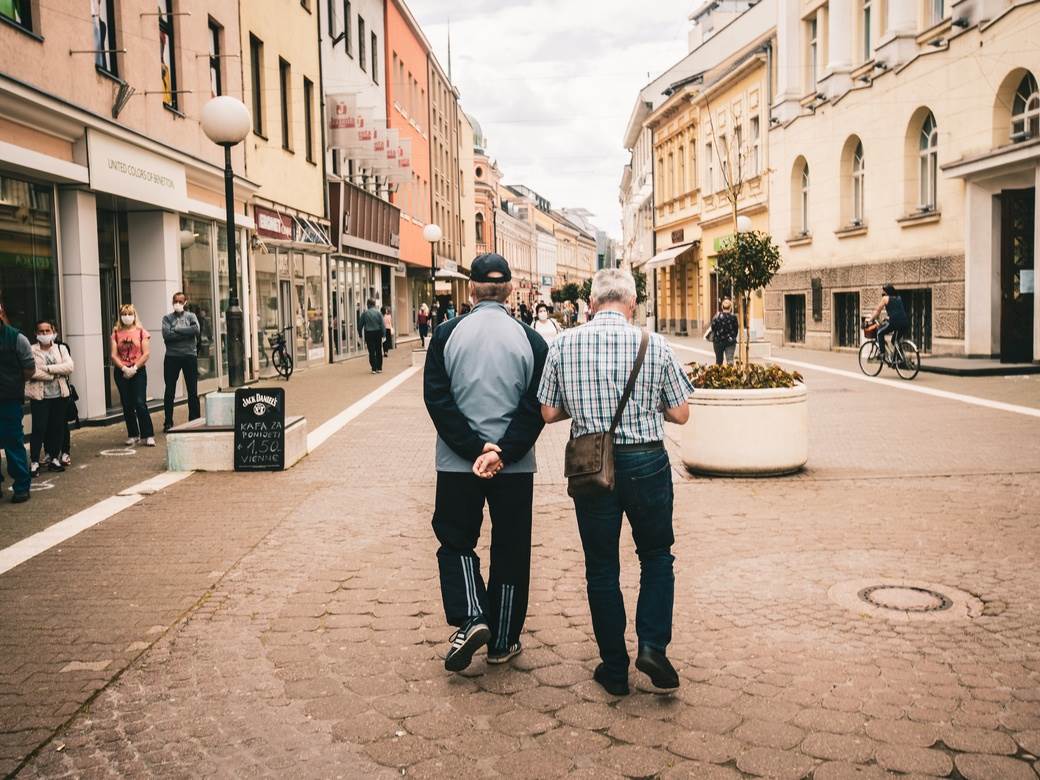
left=435, top=268, right=469, bottom=280
left=644, top=242, right=694, bottom=270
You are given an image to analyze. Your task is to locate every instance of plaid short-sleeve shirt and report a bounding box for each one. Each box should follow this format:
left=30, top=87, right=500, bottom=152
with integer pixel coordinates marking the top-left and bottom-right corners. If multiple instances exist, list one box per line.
left=537, top=311, right=695, bottom=444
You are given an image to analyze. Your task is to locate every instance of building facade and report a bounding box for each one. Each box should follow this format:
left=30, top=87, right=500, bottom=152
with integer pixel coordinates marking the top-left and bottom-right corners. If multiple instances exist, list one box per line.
left=471, top=118, right=501, bottom=257
left=241, top=0, right=331, bottom=377
left=428, top=56, right=466, bottom=309
left=320, top=0, right=402, bottom=361
left=0, top=0, right=256, bottom=420
left=767, top=0, right=1039, bottom=362
left=458, top=112, right=478, bottom=269
left=495, top=196, right=537, bottom=309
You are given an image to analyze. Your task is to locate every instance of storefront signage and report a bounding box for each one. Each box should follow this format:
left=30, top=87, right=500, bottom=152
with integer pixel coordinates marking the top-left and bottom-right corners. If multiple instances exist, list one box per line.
left=441, top=259, right=459, bottom=274
left=671, top=229, right=685, bottom=244
left=234, top=388, right=286, bottom=471
left=86, top=130, right=187, bottom=212
left=713, top=234, right=734, bottom=253
left=254, top=206, right=294, bottom=241
left=541, top=275, right=554, bottom=286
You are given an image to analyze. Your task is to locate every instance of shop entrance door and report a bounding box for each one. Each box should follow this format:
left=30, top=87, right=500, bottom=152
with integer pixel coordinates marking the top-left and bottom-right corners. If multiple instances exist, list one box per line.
left=999, top=188, right=1035, bottom=363
left=96, top=207, right=131, bottom=410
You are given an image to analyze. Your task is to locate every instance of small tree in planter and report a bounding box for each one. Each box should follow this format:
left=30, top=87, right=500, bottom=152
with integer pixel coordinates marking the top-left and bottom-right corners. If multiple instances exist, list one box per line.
left=714, top=230, right=782, bottom=364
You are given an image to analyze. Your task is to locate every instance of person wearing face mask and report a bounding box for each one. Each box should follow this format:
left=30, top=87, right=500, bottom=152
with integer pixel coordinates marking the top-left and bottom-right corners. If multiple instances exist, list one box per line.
left=532, top=303, right=561, bottom=344
left=25, top=320, right=75, bottom=476
left=161, top=291, right=201, bottom=433
left=111, top=304, right=155, bottom=446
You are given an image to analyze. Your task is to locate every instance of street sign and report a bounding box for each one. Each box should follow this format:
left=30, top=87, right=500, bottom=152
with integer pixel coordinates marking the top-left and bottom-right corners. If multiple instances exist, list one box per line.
left=234, top=388, right=286, bottom=471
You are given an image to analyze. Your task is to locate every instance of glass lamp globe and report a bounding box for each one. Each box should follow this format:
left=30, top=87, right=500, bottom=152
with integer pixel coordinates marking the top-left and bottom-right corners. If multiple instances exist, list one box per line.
left=422, top=223, right=443, bottom=243
left=201, top=96, right=251, bottom=145
left=736, top=215, right=753, bottom=233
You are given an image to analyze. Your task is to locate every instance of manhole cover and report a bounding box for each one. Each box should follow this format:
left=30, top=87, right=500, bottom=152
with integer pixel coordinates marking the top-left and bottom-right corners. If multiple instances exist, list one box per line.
left=858, top=585, right=952, bottom=613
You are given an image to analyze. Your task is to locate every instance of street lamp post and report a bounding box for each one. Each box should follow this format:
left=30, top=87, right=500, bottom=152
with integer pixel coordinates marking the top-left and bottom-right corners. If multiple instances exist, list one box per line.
left=201, top=96, right=251, bottom=388
left=423, top=223, right=443, bottom=309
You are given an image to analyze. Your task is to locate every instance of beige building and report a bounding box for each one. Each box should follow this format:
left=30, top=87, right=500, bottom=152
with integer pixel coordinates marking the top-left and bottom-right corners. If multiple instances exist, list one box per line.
left=428, top=56, right=466, bottom=307
left=496, top=195, right=537, bottom=309
left=0, top=0, right=257, bottom=419
left=767, top=0, right=1040, bottom=363
left=458, top=112, right=478, bottom=268
left=241, top=0, right=330, bottom=373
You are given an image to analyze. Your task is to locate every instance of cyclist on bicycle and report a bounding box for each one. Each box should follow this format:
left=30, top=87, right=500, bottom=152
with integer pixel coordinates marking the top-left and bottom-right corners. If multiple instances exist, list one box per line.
left=868, top=284, right=910, bottom=360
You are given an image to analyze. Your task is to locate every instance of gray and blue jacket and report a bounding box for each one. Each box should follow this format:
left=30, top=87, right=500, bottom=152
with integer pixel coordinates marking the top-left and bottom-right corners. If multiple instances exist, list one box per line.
left=423, top=301, right=548, bottom=474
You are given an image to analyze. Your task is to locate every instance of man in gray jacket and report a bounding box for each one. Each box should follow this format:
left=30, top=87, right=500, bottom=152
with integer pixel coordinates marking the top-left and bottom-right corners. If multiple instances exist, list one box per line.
left=359, top=299, right=386, bottom=374
left=424, top=254, right=548, bottom=672
left=161, top=291, right=201, bottom=432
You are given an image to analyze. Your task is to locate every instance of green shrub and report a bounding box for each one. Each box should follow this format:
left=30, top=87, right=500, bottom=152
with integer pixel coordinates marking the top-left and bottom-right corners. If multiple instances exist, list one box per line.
left=686, top=362, right=804, bottom=390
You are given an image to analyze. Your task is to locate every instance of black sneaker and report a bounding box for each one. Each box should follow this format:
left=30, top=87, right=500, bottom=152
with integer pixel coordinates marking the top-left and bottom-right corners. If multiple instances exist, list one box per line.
left=48, top=458, right=65, bottom=473
left=487, top=642, right=522, bottom=665
left=444, top=617, right=491, bottom=672
left=11, top=491, right=30, bottom=504
left=593, top=663, right=630, bottom=696
left=635, top=647, right=680, bottom=690
left=30, top=462, right=39, bottom=479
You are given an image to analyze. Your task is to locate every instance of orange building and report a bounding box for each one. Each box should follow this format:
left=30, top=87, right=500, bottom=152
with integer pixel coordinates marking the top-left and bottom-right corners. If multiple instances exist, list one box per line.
left=384, top=0, right=432, bottom=330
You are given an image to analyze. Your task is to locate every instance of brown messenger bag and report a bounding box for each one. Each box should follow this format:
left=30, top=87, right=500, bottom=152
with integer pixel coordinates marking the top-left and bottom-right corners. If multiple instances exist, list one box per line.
left=564, top=331, right=650, bottom=499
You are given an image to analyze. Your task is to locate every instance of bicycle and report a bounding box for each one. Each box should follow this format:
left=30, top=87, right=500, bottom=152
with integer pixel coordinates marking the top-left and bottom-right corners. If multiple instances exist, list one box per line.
left=267, top=326, right=294, bottom=380
left=858, top=320, right=920, bottom=380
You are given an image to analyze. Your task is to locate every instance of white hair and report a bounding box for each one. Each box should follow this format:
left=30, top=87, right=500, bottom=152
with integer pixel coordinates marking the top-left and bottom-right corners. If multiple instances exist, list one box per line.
left=590, top=269, right=637, bottom=306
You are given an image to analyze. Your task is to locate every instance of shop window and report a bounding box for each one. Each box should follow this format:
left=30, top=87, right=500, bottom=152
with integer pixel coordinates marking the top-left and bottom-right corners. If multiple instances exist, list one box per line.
left=900, top=288, right=933, bottom=352
left=92, top=0, right=119, bottom=76
left=249, top=34, right=265, bottom=136
left=785, top=295, right=806, bottom=343
left=207, top=18, right=222, bottom=97
left=217, top=225, right=243, bottom=376
left=0, top=177, right=59, bottom=335
left=0, top=0, right=33, bottom=33
left=179, top=218, right=217, bottom=380
left=158, top=0, right=178, bottom=109
left=834, top=292, right=860, bottom=347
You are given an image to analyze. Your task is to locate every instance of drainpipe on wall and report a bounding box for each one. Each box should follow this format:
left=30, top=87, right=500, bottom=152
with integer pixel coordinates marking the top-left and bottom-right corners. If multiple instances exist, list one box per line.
left=316, top=0, right=333, bottom=364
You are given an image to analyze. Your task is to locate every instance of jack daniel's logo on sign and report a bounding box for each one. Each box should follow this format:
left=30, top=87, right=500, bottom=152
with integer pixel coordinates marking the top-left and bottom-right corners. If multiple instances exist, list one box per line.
left=234, top=388, right=286, bottom=472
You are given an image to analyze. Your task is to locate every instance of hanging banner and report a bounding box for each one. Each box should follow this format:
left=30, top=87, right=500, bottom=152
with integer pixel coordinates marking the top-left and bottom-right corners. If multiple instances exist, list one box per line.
left=391, top=138, right=412, bottom=184
left=327, top=93, right=358, bottom=149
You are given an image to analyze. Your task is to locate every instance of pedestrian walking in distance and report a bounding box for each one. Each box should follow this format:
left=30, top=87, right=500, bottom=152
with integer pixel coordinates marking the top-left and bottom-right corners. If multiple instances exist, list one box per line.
left=538, top=268, right=694, bottom=696
left=706, top=297, right=739, bottom=365
left=533, top=303, right=562, bottom=344
left=111, top=304, right=156, bottom=447
left=0, top=300, right=36, bottom=503
left=416, top=303, right=431, bottom=348
left=381, top=306, right=394, bottom=357
left=161, top=291, right=201, bottom=433
left=25, top=320, right=74, bottom=477
left=359, top=298, right=386, bottom=374
left=424, top=253, right=548, bottom=672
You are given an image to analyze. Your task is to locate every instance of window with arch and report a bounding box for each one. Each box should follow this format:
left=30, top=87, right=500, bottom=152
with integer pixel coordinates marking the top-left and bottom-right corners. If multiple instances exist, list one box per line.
left=667, top=152, right=674, bottom=201
left=919, top=113, right=938, bottom=211
left=791, top=157, right=810, bottom=236
left=1012, top=72, right=1040, bottom=141
left=475, top=212, right=484, bottom=244
left=852, top=142, right=865, bottom=224
left=800, top=163, right=810, bottom=233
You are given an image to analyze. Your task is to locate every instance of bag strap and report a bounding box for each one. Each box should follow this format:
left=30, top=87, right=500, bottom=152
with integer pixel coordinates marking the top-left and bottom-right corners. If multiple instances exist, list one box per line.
left=608, top=330, right=649, bottom=436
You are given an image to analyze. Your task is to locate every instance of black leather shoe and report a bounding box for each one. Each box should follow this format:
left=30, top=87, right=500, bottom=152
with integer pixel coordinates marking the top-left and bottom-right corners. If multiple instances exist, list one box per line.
left=593, top=663, right=630, bottom=696
left=11, top=491, right=30, bottom=504
left=635, top=647, right=680, bottom=690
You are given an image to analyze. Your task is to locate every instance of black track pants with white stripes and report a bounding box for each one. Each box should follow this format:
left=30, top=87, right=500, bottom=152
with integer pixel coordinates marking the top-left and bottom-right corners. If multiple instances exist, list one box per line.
left=433, top=471, right=533, bottom=653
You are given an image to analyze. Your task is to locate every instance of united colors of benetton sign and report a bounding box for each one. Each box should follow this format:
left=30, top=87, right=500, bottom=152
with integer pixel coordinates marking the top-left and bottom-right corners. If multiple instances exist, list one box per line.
left=87, top=130, right=188, bottom=212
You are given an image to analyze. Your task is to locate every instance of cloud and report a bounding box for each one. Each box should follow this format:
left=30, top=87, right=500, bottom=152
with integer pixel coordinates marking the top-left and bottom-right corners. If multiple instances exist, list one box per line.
left=405, top=0, right=691, bottom=240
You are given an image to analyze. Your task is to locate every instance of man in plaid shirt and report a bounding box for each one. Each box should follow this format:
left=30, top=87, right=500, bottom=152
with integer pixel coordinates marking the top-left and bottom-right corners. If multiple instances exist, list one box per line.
left=538, top=268, right=693, bottom=696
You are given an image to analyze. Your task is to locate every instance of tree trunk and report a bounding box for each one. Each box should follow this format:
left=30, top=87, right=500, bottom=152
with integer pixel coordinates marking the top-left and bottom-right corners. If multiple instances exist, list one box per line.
left=742, top=292, right=752, bottom=364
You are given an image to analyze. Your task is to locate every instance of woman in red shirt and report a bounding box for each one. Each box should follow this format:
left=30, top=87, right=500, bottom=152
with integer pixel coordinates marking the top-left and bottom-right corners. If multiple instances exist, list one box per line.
left=110, top=304, right=155, bottom=446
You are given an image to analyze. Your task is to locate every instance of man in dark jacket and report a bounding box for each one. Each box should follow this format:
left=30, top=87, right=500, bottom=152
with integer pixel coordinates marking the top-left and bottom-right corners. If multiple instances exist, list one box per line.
left=0, top=301, right=36, bottom=503
left=359, top=299, right=386, bottom=374
left=424, top=253, right=548, bottom=672
left=161, top=291, right=201, bottom=432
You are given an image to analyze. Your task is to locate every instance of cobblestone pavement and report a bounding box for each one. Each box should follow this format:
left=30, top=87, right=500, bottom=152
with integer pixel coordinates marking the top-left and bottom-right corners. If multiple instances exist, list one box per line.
left=5, top=349, right=1040, bottom=779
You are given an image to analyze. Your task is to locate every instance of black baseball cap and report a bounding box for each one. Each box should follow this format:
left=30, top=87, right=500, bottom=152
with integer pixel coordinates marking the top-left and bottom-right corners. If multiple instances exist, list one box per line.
left=470, top=253, right=512, bottom=283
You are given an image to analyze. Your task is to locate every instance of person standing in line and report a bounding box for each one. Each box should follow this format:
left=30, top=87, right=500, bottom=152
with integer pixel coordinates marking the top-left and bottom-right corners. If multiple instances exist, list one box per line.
left=359, top=298, right=386, bottom=374
left=533, top=303, right=562, bottom=344
left=705, top=298, right=739, bottom=366
left=538, top=268, right=694, bottom=696
left=25, top=320, right=74, bottom=476
left=382, top=306, right=394, bottom=358
left=0, top=301, right=36, bottom=503
left=445, top=301, right=457, bottom=320
left=161, top=292, right=201, bottom=433
left=424, top=253, right=548, bottom=672
left=111, top=304, right=156, bottom=447
left=416, top=303, right=431, bottom=348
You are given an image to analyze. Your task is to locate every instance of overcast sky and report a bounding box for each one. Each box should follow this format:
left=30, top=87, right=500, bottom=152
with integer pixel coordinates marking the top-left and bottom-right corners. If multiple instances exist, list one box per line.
left=406, top=0, right=693, bottom=242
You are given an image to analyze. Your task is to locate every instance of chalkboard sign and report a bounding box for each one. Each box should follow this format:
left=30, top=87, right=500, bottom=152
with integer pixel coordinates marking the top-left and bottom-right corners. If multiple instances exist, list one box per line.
left=234, top=388, right=286, bottom=471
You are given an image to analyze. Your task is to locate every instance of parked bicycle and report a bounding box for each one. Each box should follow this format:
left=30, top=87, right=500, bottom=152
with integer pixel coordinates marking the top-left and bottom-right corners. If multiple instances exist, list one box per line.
left=267, top=326, right=294, bottom=380
left=858, top=319, right=920, bottom=380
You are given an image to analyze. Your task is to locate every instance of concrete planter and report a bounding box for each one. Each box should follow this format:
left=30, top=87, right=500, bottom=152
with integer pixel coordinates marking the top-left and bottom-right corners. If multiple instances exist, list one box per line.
left=681, top=383, right=808, bottom=476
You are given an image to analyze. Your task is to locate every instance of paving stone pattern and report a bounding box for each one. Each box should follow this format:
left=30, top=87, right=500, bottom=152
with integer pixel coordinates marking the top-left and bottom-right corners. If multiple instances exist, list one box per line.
left=6, top=349, right=1040, bottom=778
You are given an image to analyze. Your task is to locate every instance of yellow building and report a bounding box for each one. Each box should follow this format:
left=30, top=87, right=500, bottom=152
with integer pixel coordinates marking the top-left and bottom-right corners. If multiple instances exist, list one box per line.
left=646, top=16, right=771, bottom=339
left=240, top=0, right=331, bottom=373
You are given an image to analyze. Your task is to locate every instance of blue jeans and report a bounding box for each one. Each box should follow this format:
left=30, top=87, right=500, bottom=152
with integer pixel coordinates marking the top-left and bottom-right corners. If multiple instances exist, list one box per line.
left=0, top=399, right=31, bottom=495
left=573, top=446, right=675, bottom=682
